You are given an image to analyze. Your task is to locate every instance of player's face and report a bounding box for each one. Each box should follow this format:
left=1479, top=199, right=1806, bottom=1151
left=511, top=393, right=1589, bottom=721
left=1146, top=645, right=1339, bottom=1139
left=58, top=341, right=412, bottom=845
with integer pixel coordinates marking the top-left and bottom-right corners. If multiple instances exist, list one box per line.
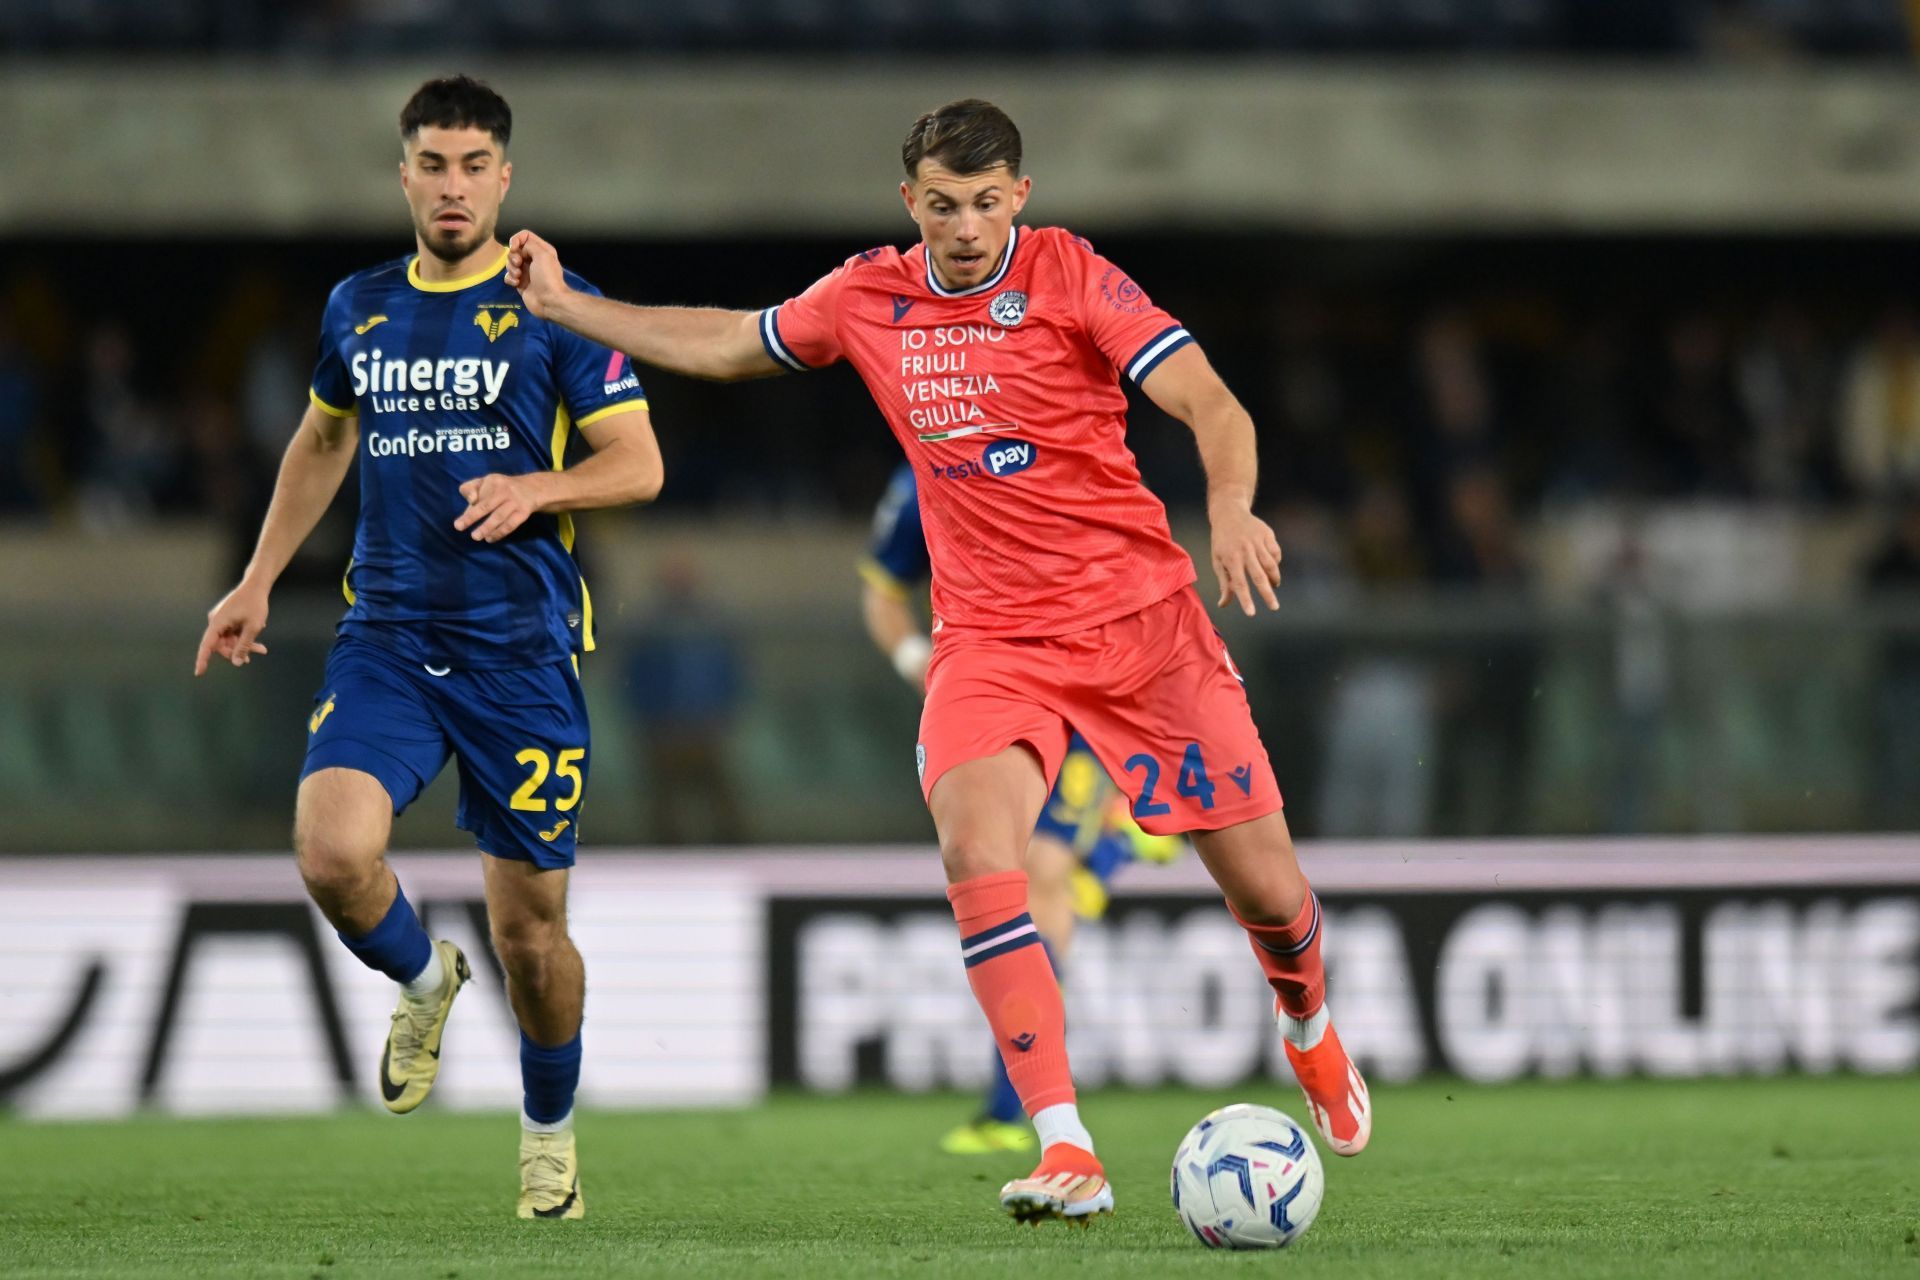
left=901, top=161, right=1031, bottom=292
left=400, top=126, right=512, bottom=264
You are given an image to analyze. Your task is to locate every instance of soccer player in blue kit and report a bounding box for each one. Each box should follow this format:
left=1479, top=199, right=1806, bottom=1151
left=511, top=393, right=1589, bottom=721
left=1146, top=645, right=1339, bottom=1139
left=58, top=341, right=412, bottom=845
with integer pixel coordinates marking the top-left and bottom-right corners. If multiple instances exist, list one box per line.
left=193, top=76, right=661, bottom=1219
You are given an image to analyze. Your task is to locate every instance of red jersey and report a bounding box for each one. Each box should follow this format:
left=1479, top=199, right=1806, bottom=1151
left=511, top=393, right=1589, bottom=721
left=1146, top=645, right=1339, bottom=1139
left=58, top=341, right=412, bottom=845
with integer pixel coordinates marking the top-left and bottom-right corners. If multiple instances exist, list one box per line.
left=762, top=225, right=1199, bottom=638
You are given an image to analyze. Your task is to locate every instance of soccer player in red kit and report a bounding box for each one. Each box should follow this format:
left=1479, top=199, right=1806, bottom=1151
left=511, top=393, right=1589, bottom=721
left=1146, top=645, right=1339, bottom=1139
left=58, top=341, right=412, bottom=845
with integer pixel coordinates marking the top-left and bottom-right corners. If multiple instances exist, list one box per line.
left=507, top=98, right=1370, bottom=1223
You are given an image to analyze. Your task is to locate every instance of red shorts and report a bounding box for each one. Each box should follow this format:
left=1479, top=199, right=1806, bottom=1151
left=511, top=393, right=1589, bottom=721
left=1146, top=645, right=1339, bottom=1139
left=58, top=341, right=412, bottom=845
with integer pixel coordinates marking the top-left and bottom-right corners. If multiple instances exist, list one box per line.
left=917, top=588, right=1283, bottom=835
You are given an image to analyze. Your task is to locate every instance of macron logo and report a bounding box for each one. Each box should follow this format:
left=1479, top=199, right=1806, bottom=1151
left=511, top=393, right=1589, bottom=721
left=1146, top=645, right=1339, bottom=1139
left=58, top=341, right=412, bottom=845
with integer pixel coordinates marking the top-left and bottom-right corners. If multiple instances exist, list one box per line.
left=892, top=295, right=916, bottom=323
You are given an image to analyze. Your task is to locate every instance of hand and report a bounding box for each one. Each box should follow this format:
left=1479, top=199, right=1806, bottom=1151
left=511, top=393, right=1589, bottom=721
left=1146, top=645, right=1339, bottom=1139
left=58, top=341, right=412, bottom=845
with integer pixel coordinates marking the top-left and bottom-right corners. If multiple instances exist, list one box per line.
left=455, top=472, right=543, bottom=543
left=1210, top=504, right=1282, bottom=617
left=506, top=229, right=571, bottom=319
left=194, top=579, right=271, bottom=675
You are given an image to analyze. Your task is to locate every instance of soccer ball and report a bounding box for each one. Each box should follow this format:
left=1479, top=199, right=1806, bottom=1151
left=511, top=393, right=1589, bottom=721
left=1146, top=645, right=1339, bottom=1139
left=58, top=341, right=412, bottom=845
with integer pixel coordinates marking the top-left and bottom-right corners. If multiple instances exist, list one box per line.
left=1170, top=1103, right=1324, bottom=1250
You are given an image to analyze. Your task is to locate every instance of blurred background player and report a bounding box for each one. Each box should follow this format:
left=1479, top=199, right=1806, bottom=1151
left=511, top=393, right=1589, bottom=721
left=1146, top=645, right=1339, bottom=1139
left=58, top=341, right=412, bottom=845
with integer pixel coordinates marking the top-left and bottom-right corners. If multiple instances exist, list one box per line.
left=193, top=75, right=662, bottom=1219
left=859, top=460, right=1182, bottom=1154
left=507, top=97, right=1371, bottom=1225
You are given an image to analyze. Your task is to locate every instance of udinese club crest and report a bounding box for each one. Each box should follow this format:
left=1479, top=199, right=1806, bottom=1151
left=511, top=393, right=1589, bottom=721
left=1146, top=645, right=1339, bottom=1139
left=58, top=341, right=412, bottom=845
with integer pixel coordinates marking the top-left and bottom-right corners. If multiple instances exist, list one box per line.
left=988, top=290, right=1028, bottom=328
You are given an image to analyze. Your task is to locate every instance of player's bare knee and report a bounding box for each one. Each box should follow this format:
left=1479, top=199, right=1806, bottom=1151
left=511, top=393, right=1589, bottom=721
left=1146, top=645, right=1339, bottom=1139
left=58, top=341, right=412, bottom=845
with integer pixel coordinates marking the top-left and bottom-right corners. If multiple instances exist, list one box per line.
left=1229, top=894, right=1306, bottom=927
left=294, top=828, right=382, bottom=905
left=938, top=828, right=1023, bottom=884
left=1211, top=866, right=1309, bottom=925
left=292, top=770, right=392, bottom=909
left=491, top=918, right=568, bottom=985
left=1192, top=818, right=1309, bottom=923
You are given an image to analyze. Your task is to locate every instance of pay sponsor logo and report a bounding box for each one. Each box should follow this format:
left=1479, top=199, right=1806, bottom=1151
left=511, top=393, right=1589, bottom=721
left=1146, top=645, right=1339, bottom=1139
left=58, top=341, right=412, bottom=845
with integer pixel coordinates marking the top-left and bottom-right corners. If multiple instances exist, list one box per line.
left=927, top=438, right=1038, bottom=482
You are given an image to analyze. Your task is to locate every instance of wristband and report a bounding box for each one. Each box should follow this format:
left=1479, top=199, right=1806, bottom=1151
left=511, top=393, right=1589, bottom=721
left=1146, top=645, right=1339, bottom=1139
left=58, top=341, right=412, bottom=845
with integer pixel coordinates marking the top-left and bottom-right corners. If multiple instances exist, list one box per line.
left=891, top=634, right=933, bottom=686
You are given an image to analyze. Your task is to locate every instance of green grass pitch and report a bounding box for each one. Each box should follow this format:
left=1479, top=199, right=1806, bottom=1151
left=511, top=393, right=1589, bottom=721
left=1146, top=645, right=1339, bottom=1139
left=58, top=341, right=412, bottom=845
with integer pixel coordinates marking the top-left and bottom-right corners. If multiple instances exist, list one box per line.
left=4, top=1076, right=1916, bottom=1278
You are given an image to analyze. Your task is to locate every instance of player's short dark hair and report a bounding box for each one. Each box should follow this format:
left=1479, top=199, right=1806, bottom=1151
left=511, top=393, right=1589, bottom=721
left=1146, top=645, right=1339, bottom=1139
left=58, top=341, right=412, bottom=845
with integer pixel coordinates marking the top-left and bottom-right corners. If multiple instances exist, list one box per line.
left=902, top=99, right=1022, bottom=179
left=400, top=75, right=512, bottom=150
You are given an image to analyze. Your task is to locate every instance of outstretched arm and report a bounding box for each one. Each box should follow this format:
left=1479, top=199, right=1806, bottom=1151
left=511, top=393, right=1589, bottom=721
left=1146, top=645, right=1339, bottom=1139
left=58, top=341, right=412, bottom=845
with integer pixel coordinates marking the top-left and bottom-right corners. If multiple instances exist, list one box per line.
left=507, top=230, right=781, bottom=382
left=1140, top=343, right=1283, bottom=617
left=194, top=399, right=359, bottom=674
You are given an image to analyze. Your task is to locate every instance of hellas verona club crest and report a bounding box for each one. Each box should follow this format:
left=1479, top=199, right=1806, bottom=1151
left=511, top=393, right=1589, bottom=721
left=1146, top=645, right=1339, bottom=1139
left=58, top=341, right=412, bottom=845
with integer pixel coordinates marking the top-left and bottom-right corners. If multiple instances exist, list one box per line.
left=989, top=290, right=1028, bottom=328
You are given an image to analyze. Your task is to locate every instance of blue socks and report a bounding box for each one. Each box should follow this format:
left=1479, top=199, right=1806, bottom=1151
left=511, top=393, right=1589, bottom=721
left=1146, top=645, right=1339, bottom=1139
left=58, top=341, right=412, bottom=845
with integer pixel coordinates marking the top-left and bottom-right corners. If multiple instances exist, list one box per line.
left=338, top=884, right=432, bottom=984
left=984, top=1049, right=1023, bottom=1123
left=520, top=1029, right=582, bottom=1125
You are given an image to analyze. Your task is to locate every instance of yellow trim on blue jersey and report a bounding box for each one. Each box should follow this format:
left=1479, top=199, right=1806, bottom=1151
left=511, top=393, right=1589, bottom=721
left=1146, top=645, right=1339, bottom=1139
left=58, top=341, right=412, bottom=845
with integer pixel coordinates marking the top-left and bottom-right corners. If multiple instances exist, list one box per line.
left=406, top=247, right=510, bottom=294
left=340, top=555, right=356, bottom=606
left=549, top=404, right=597, bottom=654
left=858, top=558, right=913, bottom=601
left=550, top=404, right=573, bottom=495
left=575, top=399, right=649, bottom=430
left=310, top=387, right=354, bottom=418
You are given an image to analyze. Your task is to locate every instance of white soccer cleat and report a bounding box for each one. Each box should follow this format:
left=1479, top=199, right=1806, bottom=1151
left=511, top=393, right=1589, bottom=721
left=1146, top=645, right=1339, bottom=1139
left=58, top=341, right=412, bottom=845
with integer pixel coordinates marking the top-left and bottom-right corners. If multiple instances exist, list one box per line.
left=518, top=1127, right=585, bottom=1220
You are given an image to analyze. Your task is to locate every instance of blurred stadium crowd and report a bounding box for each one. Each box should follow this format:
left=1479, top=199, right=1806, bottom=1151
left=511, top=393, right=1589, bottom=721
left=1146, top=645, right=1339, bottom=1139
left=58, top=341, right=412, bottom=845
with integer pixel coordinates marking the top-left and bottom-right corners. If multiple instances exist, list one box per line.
left=1, top=0, right=1909, bottom=58
left=6, top=243, right=1920, bottom=591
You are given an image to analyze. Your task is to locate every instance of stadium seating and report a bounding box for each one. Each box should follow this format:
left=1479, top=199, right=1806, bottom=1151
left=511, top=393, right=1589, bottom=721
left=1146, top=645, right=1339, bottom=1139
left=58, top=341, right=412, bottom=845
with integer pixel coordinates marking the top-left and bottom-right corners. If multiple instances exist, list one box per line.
left=0, top=0, right=1908, bottom=56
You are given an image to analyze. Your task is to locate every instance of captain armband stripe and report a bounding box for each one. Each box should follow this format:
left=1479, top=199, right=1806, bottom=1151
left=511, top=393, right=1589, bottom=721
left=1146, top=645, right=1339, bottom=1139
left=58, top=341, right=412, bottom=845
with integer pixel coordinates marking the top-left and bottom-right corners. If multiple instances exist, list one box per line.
left=309, top=387, right=355, bottom=418
left=1124, top=325, right=1194, bottom=385
left=759, top=307, right=810, bottom=373
left=574, top=399, right=650, bottom=428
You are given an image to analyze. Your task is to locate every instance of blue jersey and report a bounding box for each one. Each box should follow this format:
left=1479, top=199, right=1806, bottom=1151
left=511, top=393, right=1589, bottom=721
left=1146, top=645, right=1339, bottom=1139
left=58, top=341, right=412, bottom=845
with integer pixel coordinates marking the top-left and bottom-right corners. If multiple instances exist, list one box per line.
left=309, top=248, right=648, bottom=669
left=860, top=462, right=929, bottom=598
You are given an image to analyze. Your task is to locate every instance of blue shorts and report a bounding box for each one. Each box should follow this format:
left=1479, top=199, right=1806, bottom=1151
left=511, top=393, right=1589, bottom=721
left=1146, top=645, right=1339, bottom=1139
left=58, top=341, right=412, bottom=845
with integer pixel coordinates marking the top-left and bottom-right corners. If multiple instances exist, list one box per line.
left=299, top=637, right=590, bottom=869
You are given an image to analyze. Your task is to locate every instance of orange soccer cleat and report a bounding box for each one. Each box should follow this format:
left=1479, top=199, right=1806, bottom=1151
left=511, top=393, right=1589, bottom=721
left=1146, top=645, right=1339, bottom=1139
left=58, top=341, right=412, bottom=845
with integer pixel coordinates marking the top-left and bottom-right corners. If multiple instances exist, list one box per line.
left=1280, top=1005, right=1372, bottom=1156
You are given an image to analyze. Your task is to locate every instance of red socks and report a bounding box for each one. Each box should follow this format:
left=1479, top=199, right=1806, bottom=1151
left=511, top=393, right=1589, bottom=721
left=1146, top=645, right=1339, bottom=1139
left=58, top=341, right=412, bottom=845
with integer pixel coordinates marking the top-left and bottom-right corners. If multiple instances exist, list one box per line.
left=948, top=870, right=1076, bottom=1114
left=1233, top=888, right=1325, bottom=1019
